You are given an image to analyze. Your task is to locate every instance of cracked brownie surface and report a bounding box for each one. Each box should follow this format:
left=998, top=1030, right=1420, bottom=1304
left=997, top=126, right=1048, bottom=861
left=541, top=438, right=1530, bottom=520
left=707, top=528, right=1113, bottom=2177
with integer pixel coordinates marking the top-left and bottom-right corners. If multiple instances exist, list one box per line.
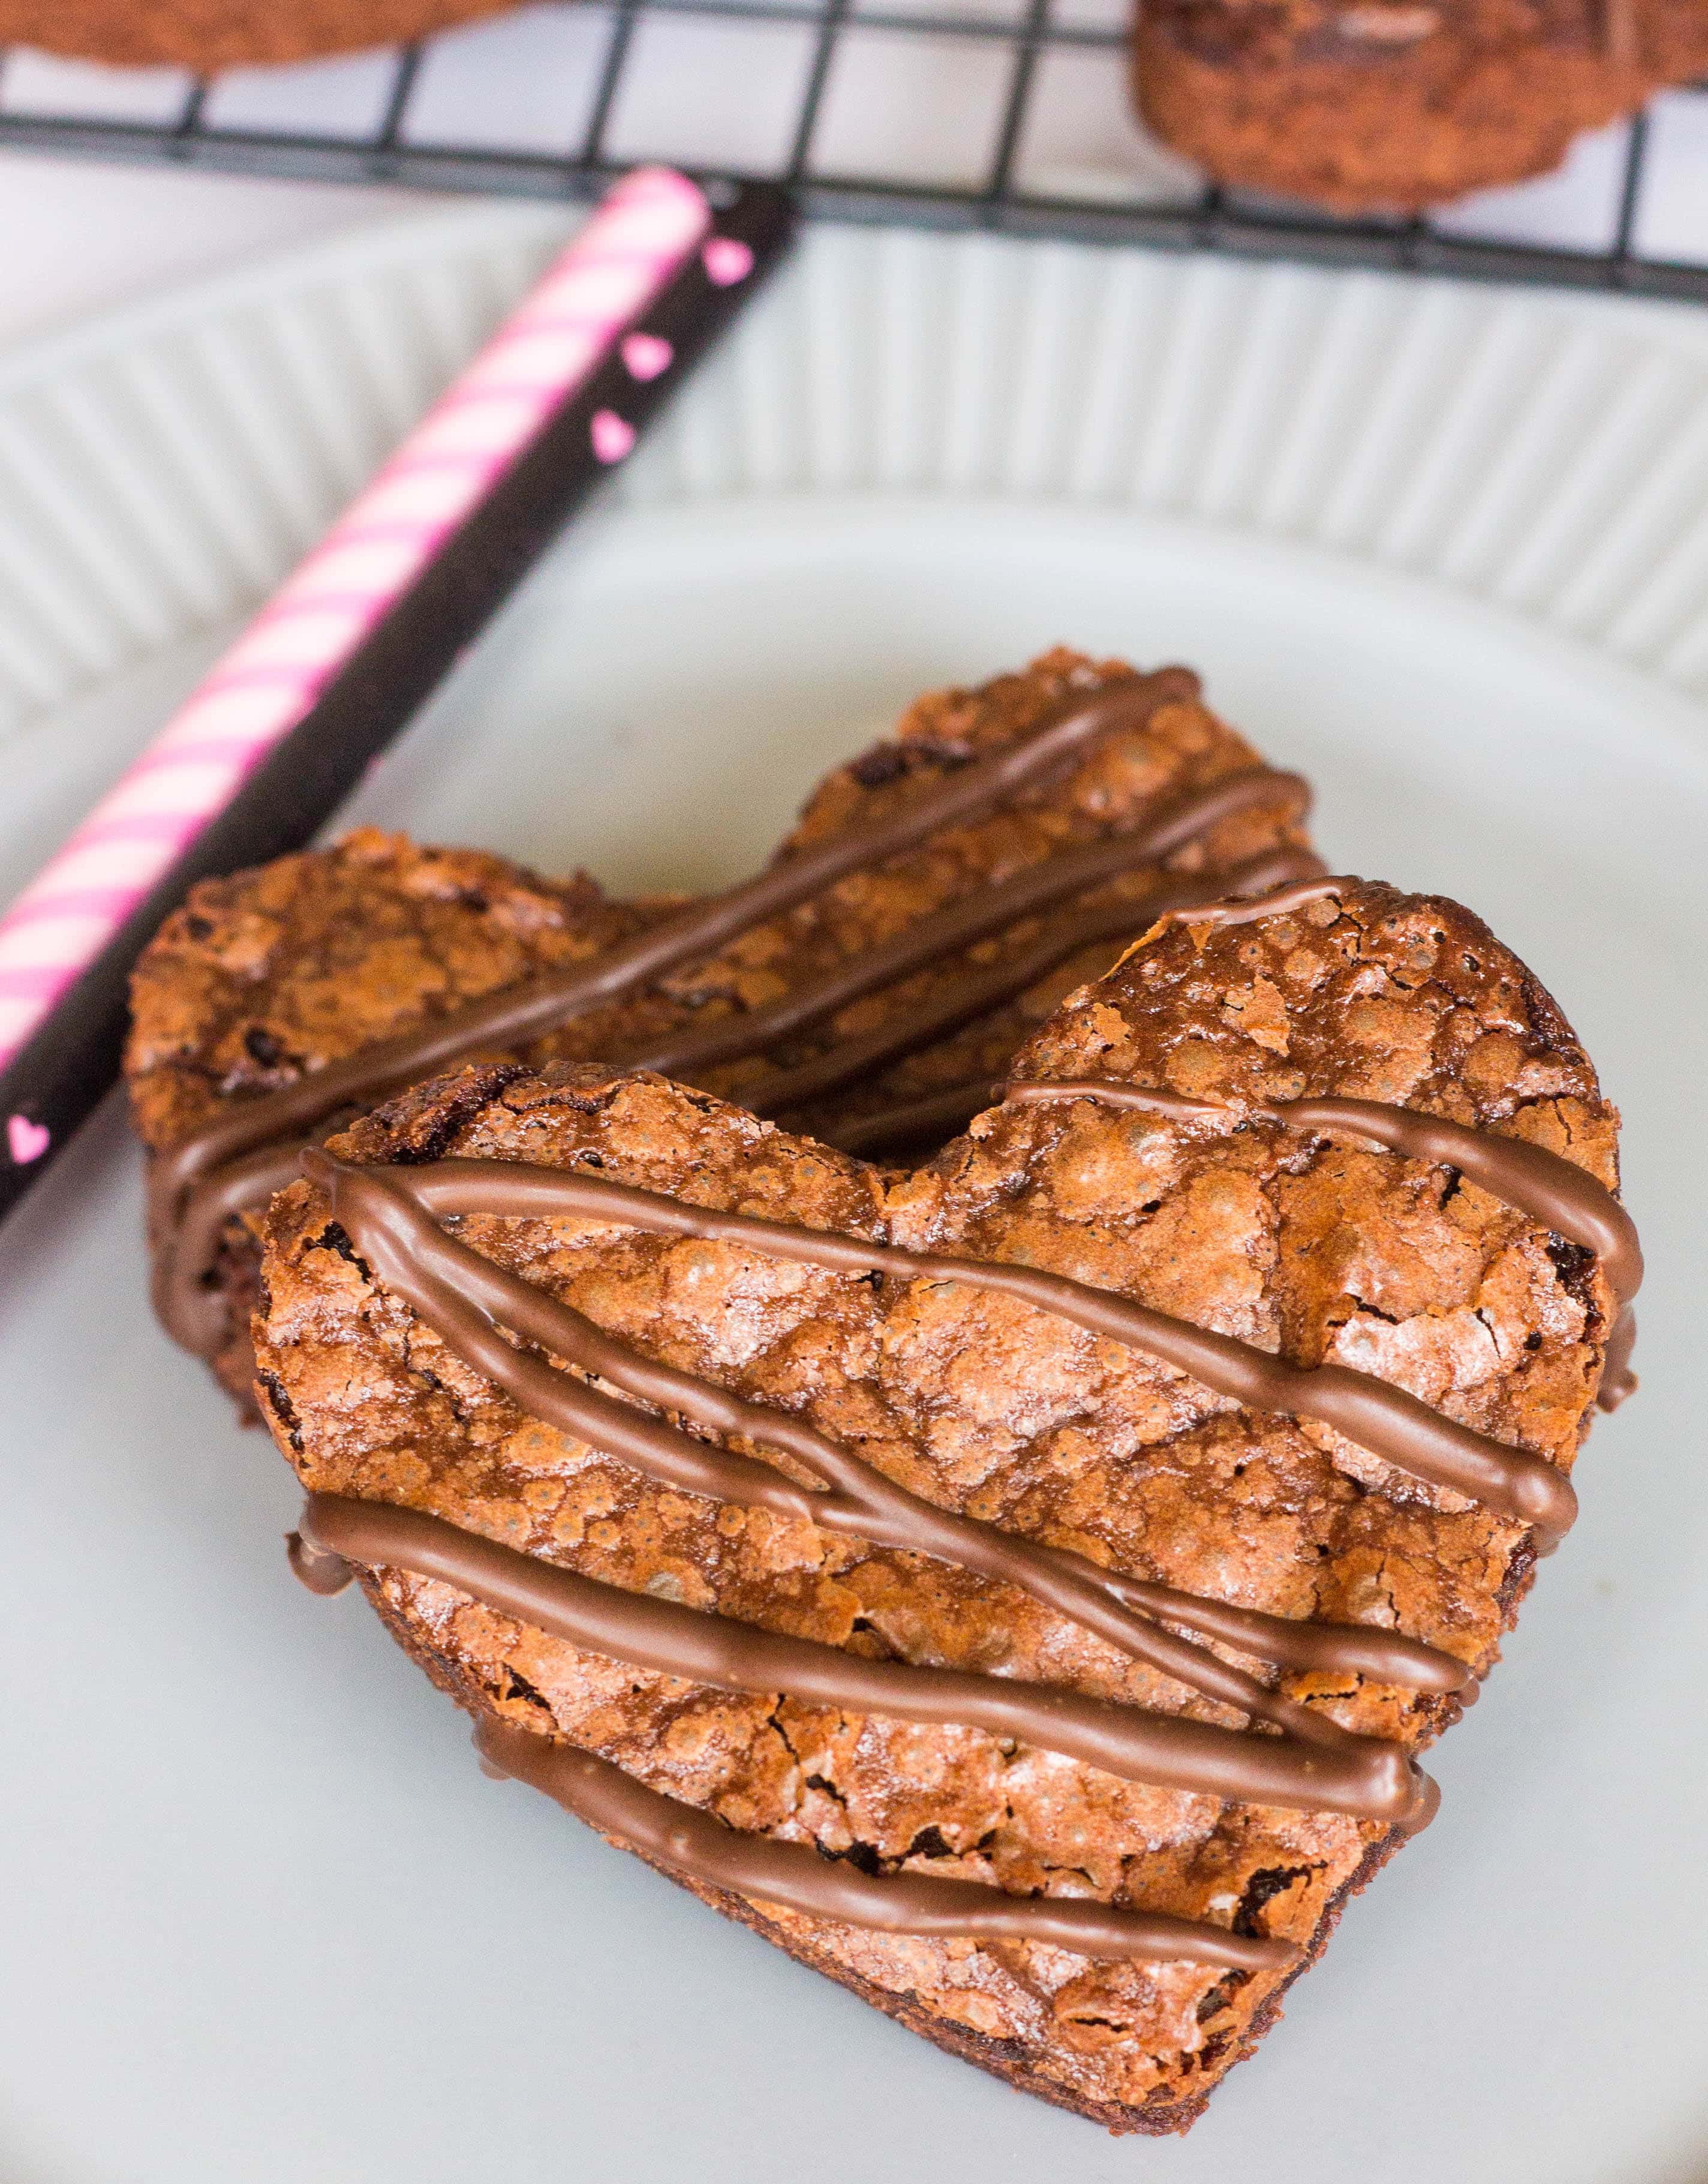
left=252, top=877, right=1625, bottom=2129
left=128, top=650, right=1313, bottom=1410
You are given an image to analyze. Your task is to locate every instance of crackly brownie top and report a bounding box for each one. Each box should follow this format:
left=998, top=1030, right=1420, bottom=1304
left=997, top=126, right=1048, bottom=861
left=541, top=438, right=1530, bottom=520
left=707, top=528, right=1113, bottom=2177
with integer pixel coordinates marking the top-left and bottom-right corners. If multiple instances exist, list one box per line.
left=128, top=648, right=1313, bottom=1161
left=125, top=830, right=675, bottom=1154
left=252, top=876, right=1627, bottom=2121
left=133, top=650, right=1317, bottom=1428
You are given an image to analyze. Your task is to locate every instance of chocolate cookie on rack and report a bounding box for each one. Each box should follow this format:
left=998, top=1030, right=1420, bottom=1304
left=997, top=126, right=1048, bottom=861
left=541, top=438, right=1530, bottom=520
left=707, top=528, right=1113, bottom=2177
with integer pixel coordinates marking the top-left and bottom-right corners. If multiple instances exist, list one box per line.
left=1133, top=1, right=1708, bottom=212
left=254, top=873, right=1637, bottom=2131
left=0, top=0, right=524, bottom=71
left=128, top=650, right=1318, bottom=1411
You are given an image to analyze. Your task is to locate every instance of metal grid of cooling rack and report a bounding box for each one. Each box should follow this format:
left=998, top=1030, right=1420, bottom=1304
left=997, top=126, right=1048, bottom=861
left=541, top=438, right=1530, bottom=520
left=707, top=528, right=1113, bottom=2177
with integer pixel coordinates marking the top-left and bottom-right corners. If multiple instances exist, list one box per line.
left=1, top=5, right=1707, bottom=301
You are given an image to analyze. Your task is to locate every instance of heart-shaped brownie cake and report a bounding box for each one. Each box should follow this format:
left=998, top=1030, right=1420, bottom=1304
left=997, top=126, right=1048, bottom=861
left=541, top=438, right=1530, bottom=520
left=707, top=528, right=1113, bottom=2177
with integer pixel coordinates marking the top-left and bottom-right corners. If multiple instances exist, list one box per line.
left=128, top=650, right=1316, bottom=1410
left=252, top=875, right=1636, bottom=2132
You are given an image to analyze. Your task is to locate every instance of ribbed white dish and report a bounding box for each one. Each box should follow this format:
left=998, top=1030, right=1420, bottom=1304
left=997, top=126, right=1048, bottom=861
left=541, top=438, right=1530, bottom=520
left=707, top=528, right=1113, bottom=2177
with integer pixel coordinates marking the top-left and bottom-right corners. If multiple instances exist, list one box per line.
left=11, top=206, right=1708, bottom=758
left=0, top=211, right=1704, bottom=2184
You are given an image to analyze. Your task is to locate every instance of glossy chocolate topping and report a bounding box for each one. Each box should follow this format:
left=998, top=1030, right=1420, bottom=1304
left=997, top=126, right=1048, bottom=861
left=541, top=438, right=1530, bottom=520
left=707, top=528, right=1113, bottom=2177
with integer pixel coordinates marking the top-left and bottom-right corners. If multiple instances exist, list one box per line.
left=1003, top=1078, right=1641, bottom=1428
left=740, top=848, right=1320, bottom=1124
left=1158, top=874, right=1356, bottom=927
left=473, top=1718, right=1298, bottom=1971
left=151, top=672, right=1319, bottom=1357
left=309, top=1148, right=1468, bottom=1702
left=288, top=1131, right=1469, bottom=1960
left=295, top=1491, right=1412, bottom=1818
left=625, top=773, right=1310, bottom=1091
left=313, top=1141, right=1577, bottom=1545
left=1598, top=1304, right=1638, bottom=1413
left=154, top=671, right=1201, bottom=1215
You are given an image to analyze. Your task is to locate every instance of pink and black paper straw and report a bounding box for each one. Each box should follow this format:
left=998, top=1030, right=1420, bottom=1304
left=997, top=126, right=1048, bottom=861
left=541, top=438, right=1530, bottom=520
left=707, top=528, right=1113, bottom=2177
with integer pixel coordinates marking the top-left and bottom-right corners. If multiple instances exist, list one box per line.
left=0, top=168, right=792, bottom=1222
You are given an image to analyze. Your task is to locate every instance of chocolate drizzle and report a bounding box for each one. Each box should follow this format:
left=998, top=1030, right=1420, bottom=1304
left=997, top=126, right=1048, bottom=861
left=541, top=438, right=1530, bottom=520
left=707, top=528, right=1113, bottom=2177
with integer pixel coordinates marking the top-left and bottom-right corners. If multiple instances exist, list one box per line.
left=473, top=1717, right=1298, bottom=1971
left=281, top=1020, right=1634, bottom=1957
left=149, top=668, right=1321, bottom=1357
left=1157, top=874, right=1355, bottom=927
left=284, top=1128, right=1487, bottom=1962
left=317, top=1136, right=1579, bottom=1545
left=1002, top=1079, right=1641, bottom=1431
left=154, top=672, right=1201, bottom=1207
left=294, top=1489, right=1415, bottom=1818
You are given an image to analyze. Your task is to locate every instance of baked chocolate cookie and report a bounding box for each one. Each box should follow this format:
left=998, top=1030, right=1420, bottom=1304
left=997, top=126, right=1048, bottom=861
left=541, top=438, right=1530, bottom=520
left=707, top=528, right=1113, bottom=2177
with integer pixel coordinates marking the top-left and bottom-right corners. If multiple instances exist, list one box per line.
left=128, top=651, right=1318, bottom=1410
left=1133, top=1, right=1708, bottom=213
left=253, top=875, right=1637, bottom=2131
left=0, top=0, right=523, bottom=71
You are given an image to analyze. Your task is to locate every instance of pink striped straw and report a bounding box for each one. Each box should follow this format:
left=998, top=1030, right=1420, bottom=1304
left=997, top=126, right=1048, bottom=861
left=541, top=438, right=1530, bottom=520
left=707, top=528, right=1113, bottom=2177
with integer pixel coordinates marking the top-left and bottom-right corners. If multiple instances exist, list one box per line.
left=0, top=164, right=711, bottom=1074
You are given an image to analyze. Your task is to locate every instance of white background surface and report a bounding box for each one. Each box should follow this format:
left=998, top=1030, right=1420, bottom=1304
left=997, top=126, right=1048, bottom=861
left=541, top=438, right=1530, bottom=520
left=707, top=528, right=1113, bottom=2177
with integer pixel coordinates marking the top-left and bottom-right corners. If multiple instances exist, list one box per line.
left=0, top=152, right=422, bottom=342
left=0, top=108, right=1706, bottom=2184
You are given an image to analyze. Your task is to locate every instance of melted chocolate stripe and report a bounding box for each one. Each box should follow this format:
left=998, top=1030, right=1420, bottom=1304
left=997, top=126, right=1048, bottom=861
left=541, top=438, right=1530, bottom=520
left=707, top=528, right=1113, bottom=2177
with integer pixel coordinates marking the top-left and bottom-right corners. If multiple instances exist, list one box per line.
left=312, top=1152, right=1469, bottom=1703
left=1598, top=1305, right=1638, bottom=1413
left=154, top=1137, right=312, bottom=1356
left=1277, top=1097, right=1639, bottom=1299
left=627, top=777, right=1310, bottom=1085
left=155, top=671, right=1196, bottom=1215
left=1005, top=1079, right=1640, bottom=1423
left=332, top=1146, right=1576, bottom=1544
left=1003, top=1082, right=1639, bottom=1298
left=473, top=1719, right=1298, bottom=1970
left=827, top=1077, right=1210, bottom=1158
left=291, top=1527, right=1303, bottom=1965
left=308, top=1158, right=1436, bottom=1751
left=320, top=1152, right=1462, bottom=1703
left=1158, top=875, right=1358, bottom=927
left=741, top=851, right=1324, bottom=1122
left=296, top=1492, right=1410, bottom=1817
left=1091, top=1571, right=1464, bottom=1691
left=154, top=677, right=1303, bottom=1358
left=155, top=840, right=1313, bottom=1359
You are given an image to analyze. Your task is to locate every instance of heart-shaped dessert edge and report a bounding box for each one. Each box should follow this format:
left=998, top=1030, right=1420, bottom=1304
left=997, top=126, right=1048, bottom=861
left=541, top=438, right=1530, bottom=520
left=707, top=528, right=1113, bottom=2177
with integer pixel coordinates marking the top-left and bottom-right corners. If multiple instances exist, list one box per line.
left=253, top=875, right=1632, bottom=2132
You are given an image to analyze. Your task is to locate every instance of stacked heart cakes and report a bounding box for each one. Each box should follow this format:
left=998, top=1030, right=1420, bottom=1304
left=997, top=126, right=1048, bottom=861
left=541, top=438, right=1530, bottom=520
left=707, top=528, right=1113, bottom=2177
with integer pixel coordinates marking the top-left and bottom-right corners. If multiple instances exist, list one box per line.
left=127, top=648, right=1637, bottom=2133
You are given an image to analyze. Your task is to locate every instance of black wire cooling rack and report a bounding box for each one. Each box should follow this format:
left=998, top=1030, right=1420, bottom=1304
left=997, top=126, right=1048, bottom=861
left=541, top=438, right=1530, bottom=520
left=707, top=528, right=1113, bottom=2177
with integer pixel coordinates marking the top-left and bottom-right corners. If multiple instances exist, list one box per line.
left=2, top=3, right=1706, bottom=302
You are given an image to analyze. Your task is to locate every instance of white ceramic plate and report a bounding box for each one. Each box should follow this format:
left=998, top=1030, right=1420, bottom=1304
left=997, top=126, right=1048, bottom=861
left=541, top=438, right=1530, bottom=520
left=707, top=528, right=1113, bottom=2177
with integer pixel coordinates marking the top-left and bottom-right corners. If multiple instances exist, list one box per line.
left=1, top=212, right=1704, bottom=2184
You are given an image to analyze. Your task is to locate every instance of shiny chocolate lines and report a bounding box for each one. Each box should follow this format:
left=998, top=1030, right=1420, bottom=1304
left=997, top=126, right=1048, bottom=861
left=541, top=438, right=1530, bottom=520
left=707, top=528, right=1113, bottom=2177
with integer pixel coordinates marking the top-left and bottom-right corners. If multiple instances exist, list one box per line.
left=151, top=1137, right=310, bottom=1357
left=634, top=832, right=1316, bottom=1114
left=307, top=1146, right=1467, bottom=1740
left=288, top=1551, right=1291, bottom=1970
left=629, top=776, right=1310, bottom=1089
left=741, top=848, right=1319, bottom=1124
left=318, top=1137, right=1576, bottom=1545
left=471, top=1718, right=1298, bottom=1971
left=1154, top=874, right=1357, bottom=928
left=152, top=672, right=1310, bottom=1353
left=152, top=839, right=1316, bottom=1359
left=1003, top=1079, right=1641, bottom=1429
left=291, top=1143, right=1459, bottom=1962
left=1002, top=1082, right=1641, bottom=1302
left=152, top=669, right=1202, bottom=1221
left=291, top=1490, right=1411, bottom=1819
